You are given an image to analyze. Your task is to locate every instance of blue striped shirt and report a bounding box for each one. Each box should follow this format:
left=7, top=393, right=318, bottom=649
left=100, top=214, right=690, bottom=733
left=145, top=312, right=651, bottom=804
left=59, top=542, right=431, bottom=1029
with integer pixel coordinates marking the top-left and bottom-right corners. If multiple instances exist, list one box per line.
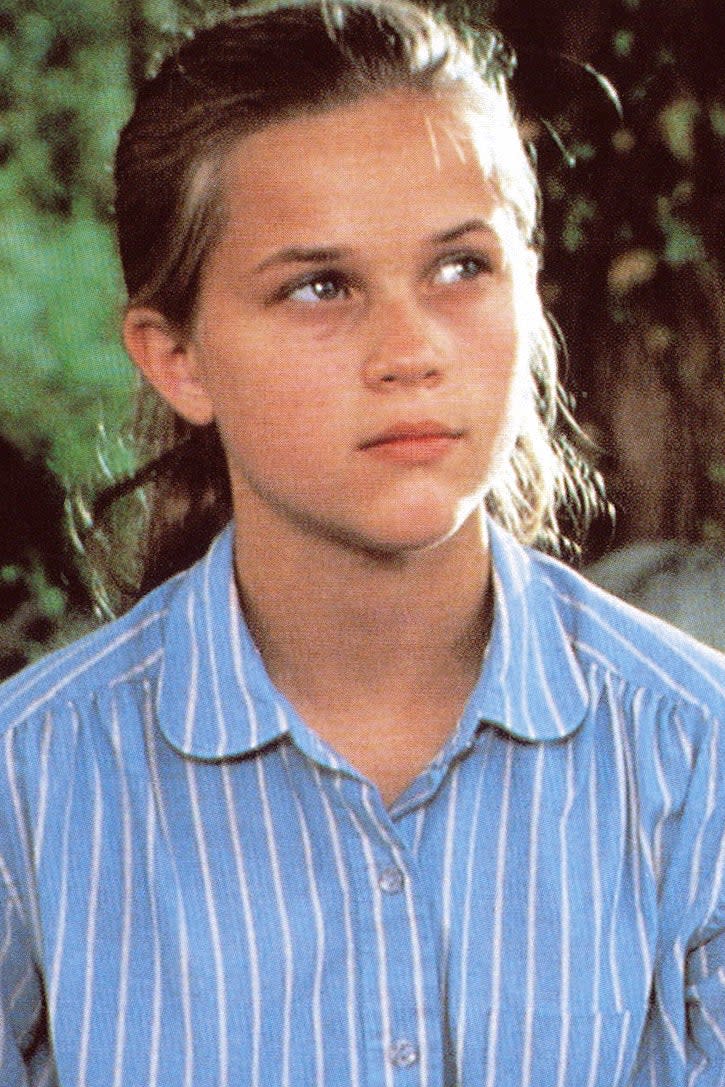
left=0, top=519, right=723, bottom=1086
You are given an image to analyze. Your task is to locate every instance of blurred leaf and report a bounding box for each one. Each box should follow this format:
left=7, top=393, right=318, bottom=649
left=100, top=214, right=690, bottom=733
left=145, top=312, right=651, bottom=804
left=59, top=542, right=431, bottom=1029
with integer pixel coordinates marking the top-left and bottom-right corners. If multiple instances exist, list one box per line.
left=709, top=462, right=725, bottom=487
left=709, top=103, right=725, bottom=139
left=658, top=212, right=705, bottom=266
left=658, top=97, right=699, bottom=160
left=562, top=196, right=597, bottom=253
left=607, top=248, right=658, bottom=294
left=613, top=29, right=634, bottom=59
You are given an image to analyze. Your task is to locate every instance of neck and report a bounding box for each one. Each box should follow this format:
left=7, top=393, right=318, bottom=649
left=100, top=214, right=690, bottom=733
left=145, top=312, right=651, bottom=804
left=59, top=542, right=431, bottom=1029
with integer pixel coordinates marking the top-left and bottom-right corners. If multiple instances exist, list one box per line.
left=233, top=505, right=492, bottom=714
left=233, top=505, right=493, bottom=804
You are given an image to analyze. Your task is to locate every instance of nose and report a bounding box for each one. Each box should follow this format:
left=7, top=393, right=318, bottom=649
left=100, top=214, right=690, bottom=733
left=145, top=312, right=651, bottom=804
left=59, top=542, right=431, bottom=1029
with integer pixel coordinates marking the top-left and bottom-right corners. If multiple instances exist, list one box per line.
left=362, top=296, right=445, bottom=390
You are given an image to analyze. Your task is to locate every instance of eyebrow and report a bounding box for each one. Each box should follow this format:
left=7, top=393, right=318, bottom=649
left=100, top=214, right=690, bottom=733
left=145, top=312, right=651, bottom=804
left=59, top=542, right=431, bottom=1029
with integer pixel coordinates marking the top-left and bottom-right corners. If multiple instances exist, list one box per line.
left=252, top=219, right=498, bottom=274
left=431, top=218, right=498, bottom=245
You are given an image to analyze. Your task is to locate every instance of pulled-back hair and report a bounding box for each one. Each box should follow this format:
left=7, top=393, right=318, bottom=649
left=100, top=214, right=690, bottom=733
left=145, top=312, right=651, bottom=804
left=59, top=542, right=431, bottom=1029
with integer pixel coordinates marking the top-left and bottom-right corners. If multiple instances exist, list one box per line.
left=89, top=0, right=600, bottom=614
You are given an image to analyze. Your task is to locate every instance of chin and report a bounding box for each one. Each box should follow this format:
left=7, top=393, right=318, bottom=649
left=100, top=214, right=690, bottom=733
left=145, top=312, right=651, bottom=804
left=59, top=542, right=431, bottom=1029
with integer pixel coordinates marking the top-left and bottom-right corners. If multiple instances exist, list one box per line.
left=344, top=499, right=485, bottom=559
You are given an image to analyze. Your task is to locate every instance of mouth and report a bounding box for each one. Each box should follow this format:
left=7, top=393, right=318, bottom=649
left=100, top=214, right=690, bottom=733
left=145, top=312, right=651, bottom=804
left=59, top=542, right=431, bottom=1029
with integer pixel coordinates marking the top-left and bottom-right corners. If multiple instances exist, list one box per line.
left=359, top=421, right=464, bottom=464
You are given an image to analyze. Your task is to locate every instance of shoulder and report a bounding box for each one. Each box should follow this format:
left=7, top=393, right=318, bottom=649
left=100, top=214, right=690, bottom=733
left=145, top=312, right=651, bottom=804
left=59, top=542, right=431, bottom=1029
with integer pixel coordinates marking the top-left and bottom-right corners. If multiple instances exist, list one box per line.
left=0, top=573, right=182, bottom=739
left=530, top=544, right=725, bottom=721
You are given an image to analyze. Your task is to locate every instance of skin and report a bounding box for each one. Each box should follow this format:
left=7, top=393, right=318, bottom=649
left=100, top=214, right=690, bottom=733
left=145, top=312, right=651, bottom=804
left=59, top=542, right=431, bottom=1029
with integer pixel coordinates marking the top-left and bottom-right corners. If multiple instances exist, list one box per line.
left=124, top=91, right=538, bottom=803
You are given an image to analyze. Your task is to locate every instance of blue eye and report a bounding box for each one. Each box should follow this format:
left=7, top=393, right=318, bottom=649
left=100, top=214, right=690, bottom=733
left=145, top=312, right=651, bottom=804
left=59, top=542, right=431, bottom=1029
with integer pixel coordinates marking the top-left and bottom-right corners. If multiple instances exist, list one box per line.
left=435, top=254, right=489, bottom=286
left=288, top=274, right=348, bottom=303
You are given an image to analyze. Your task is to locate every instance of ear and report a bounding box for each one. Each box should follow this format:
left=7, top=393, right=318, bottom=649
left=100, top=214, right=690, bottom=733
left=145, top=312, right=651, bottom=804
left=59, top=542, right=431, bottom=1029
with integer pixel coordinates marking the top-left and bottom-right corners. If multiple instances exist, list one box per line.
left=122, top=307, right=215, bottom=426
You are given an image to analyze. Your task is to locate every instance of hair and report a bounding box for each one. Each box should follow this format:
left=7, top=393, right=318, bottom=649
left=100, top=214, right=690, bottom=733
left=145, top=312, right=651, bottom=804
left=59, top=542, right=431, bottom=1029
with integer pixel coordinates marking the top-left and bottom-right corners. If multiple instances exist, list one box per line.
left=87, top=0, right=603, bottom=615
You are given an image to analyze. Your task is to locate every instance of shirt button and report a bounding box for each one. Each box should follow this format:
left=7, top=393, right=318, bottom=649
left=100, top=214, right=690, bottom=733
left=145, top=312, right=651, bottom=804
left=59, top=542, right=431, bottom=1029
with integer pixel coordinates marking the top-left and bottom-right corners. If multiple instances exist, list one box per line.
left=389, top=1039, right=419, bottom=1067
left=379, top=865, right=405, bottom=894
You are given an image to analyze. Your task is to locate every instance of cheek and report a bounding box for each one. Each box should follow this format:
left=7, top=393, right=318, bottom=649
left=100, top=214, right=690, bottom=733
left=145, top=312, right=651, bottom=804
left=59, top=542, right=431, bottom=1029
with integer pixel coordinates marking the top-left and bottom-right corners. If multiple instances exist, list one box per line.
left=209, top=364, right=337, bottom=484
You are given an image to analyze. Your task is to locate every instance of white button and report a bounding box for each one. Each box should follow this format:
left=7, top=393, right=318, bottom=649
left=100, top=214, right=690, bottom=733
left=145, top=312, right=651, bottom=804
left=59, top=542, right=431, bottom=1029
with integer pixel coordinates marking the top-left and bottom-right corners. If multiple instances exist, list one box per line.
left=389, top=1039, right=419, bottom=1067
left=379, top=866, right=405, bottom=894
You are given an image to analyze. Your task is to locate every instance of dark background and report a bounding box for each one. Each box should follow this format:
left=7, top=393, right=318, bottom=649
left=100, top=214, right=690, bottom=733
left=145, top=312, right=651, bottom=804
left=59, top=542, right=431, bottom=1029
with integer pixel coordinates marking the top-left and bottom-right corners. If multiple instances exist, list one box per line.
left=1, top=0, right=723, bottom=676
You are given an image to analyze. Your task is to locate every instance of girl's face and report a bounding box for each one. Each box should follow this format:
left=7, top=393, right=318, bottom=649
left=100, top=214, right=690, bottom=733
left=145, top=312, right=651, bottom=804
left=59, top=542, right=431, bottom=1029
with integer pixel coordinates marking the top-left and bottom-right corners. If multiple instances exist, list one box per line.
left=140, top=91, right=537, bottom=558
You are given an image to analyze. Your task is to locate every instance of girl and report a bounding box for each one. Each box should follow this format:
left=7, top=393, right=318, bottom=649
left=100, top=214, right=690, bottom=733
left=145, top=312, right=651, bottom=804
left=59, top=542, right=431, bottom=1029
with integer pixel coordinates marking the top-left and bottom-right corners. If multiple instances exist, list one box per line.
left=1, top=1, right=723, bottom=1084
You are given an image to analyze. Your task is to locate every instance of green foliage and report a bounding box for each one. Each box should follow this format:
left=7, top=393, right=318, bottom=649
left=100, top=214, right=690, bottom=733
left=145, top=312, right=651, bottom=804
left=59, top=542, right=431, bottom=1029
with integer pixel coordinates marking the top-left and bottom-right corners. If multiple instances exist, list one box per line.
left=0, top=0, right=135, bottom=484
left=0, top=212, right=134, bottom=478
left=0, top=0, right=137, bottom=676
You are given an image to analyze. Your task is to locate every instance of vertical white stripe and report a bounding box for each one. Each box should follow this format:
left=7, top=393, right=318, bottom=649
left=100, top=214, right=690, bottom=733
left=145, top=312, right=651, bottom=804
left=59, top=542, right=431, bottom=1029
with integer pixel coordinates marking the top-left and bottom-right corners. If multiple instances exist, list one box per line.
left=630, top=693, right=656, bottom=887
left=555, top=743, right=575, bottom=1087
left=0, top=898, right=13, bottom=967
left=221, top=764, right=262, bottom=1087
left=47, top=712, right=81, bottom=1026
left=521, top=744, right=546, bottom=1087
left=0, top=852, right=24, bottom=931
left=228, top=578, right=261, bottom=749
left=343, top=783, right=394, bottom=1087
left=606, top=678, right=627, bottom=1012
left=485, top=742, right=514, bottom=1087
left=455, top=732, right=492, bottom=1073
left=77, top=757, right=103, bottom=1087
left=202, top=539, right=229, bottom=756
left=673, top=709, right=694, bottom=770
left=703, top=791, right=725, bottom=926
left=145, top=785, right=162, bottom=1087
left=620, top=690, right=654, bottom=991
left=319, top=772, right=360, bottom=1087
left=283, top=749, right=326, bottom=1087
left=186, top=762, right=228, bottom=1085
left=33, top=713, right=53, bottom=869
left=257, top=747, right=294, bottom=1087
left=111, top=696, right=133, bottom=1087
left=532, top=631, right=568, bottom=736
left=585, top=705, right=606, bottom=1087
left=4, top=731, right=43, bottom=957
left=589, top=755, right=603, bottom=1010
left=440, top=766, right=460, bottom=996
left=143, top=688, right=194, bottom=1087
left=183, top=592, right=199, bottom=751
left=651, top=714, right=672, bottom=878
left=656, top=939, right=686, bottom=1063
left=362, top=786, right=430, bottom=1087
left=687, top=722, right=718, bottom=909
left=585, top=1014, right=603, bottom=1087
left=611, top=1010, right=631, bottom=1087
left=413, top=807, right=427, bottom=856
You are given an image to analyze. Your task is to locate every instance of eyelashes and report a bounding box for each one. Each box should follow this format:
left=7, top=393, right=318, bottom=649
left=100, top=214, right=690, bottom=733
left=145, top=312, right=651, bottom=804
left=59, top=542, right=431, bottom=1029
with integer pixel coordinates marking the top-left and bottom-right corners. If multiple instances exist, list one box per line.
left=283, top=271, right=353, bottom=305
left=270, top=250, right=496, bottom=308
left=432, top=252, right=493, bottom=285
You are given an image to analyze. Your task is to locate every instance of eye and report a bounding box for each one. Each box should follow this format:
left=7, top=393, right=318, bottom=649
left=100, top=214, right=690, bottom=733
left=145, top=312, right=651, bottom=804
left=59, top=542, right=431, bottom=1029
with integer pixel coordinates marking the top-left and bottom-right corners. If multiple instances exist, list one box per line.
left=433, top=253, right=492, bottom=286
left=285, top=272, right=350, bottom=304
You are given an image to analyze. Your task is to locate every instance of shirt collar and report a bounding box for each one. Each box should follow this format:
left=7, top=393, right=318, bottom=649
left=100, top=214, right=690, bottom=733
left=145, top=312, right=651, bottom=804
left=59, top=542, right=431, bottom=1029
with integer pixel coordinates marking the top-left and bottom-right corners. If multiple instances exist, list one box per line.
left=156, top=519, right=589, bottom=760
left=468, top=519, right=589, bottom=741
left=157, top=525, right=289, bottom=760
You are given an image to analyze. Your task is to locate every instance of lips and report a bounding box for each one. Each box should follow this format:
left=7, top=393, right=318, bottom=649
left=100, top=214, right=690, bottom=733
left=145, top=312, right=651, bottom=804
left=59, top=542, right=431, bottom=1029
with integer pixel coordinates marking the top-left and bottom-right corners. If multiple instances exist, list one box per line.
left=359, top=421, right=463, bottom=463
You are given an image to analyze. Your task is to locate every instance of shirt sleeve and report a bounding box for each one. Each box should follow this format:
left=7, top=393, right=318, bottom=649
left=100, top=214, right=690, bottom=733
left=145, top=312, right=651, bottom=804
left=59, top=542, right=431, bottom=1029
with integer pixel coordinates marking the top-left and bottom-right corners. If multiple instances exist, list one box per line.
left=0, top=858, right=50, bottom=1087
left=686, top=926, right=725, bottom=1086
left=0, top=800, right=52, bottom=1087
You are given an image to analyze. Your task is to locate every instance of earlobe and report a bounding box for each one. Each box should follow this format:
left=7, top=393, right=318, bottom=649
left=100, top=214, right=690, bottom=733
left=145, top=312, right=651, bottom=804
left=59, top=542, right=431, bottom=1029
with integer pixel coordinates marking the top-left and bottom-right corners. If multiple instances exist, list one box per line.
left=122, top=307, right=215, bottom=426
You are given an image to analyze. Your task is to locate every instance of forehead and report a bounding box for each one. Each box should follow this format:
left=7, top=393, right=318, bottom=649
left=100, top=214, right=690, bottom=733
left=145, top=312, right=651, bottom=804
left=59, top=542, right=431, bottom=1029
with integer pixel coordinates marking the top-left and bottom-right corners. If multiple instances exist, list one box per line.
left=215, top=91, right=512, bottom=251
